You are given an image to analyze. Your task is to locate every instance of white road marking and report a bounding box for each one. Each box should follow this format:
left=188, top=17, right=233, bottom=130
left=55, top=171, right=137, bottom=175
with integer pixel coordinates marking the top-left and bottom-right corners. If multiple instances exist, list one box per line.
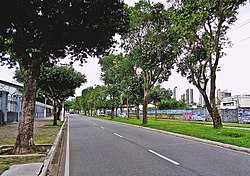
left=100, top=126, right=105, bottom=129
left=92, top=123, right=97, bottom=126
left=65, top=117, right=70, bottom=176
left=148, top=150, right=180, bottom=165
left=114, top=133, right=123, bottom=138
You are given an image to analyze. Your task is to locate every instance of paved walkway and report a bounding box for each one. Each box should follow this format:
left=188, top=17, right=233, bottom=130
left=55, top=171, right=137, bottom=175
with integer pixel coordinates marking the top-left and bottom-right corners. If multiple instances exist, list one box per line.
left=205, top=124, right=250, bottom=130
left=1, top=163, right=43, bottom=176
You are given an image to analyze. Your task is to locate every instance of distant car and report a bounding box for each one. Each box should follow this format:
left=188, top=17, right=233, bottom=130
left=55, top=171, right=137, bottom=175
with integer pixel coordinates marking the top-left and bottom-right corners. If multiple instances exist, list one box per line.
left=98, top=112, right=105, bottom=116
left=69, top=110, right=74, bottom=114
left=118, top=112, right=126, bottom=118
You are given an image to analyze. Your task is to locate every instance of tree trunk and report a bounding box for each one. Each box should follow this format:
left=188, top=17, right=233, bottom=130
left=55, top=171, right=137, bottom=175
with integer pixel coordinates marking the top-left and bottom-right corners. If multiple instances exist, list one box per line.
left=136, top=104, right=140, bottom=119
left=142, top=89, right=150, bottom=125
left=210, top=69, right=223, bottom=128
left=56, top=110, right=61, bottom=121
left=56, top=104, right=62, bottom=121
left=13, top=67, right=38, bottom=154
left=212, top=106, right=222, bottom=128
left=126, top=95, right=129, bottom=120
left=154, top=103, right=158, bottom=120
left=111, top=106, right=115, bottom=120
left=201, top=90, right=222, bottom=128
left=115, top=107, right=118, bottom=117
left=53, top=100, right=58, bottom=126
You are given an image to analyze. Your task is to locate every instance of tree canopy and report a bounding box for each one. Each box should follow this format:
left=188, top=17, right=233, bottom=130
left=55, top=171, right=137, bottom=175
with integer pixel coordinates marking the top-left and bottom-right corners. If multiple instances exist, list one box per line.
left=0, top=0, right=128, bottom=67
left=122, top=0, right=177, bottom=124
left=172, top=0, right=247, bottom=128
left=0, top=0, right=128, bottom=153
left=39, top=65, right=86, bottom=125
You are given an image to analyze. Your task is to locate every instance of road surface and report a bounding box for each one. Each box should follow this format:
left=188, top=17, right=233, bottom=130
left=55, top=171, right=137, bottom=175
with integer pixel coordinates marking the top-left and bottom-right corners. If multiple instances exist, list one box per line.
left=67, top=114, right=250, bottom=176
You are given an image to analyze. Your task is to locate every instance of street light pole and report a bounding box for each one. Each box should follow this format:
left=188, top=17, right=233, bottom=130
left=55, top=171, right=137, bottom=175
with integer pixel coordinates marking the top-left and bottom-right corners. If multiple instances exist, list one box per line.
left=44, top=97, right=47, bottom=118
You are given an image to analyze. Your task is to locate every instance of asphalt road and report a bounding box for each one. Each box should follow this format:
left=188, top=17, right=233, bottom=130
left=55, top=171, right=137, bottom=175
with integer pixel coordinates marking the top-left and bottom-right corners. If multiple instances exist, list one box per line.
left=67, top=114, right=250, bottom=176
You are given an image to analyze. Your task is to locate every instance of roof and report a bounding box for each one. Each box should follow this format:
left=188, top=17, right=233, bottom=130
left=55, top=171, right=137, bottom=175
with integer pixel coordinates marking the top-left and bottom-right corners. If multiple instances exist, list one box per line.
left=0, top=80, right=23, bottom=89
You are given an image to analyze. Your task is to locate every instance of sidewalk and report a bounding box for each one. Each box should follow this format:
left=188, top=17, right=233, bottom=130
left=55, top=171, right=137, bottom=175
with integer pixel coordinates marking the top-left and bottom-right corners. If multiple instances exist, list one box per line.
left=204, top=124, right=250, bottom=130
left=1, top=163, right=43, bottom=176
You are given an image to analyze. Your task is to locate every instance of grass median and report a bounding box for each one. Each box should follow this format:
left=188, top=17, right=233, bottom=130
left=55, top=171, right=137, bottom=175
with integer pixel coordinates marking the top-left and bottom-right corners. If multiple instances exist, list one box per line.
left=91, top=115, right=250, bottom=148
left=0, top=118, right=63, bottom=174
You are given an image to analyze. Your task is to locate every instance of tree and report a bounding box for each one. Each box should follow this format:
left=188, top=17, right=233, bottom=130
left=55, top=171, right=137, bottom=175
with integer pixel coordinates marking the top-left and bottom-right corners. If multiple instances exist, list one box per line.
left=99, top=54, right=124, bottom=119
left=80, top=88, right=92, bottom=115
left=172, top=0, right=247, bottom=128
left=123, top=0, right=177, bottom=124
left=38, top=65, right=86, bottom=125
left=150, top=85, right=172, bottom=118
left=0, top=0, right=127, bottom=153
left=158, top=99, right=189, bottom=110
left=14, top=65, right=86, bottom=125
left=128, top=73, right=144, bottom=119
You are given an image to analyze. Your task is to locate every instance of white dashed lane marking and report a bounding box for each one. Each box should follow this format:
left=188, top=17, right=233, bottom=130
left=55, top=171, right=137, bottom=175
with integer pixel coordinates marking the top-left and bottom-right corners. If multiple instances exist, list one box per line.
left=113, top=133, right=123, bottom=138
left=148, top=150, right=180, bottom=165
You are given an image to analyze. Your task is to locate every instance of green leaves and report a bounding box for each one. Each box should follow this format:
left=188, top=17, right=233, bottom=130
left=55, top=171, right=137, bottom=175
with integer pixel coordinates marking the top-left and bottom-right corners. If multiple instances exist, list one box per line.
left=172, top=0, right=247, bottom=127
left=124, top=0, right=177, bottom=89
left=0, top=0, right=128, bottom=67
left=38, top=65, right=86, bottom=101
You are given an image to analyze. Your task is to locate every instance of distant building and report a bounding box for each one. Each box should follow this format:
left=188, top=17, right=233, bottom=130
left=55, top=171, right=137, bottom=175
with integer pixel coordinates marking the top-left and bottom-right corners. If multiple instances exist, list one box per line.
left=0, top=80, right=53, bottom=123
left=173, top=86, right=177, bottom=100
left=220, top=94, right=250, bottom=123
left=185, top=88, right=194, bottom=105
left=217, top=89, right=231, bottom=104
left=220, top=94, right=250, bottom=109
left=199, top=94, right=205, bottom=107
left=181, top=94, right=185, bottom=101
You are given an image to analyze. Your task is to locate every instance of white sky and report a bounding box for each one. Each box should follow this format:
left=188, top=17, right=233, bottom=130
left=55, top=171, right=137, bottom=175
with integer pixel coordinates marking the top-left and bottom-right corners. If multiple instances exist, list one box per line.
left=0, top=1, right=250, bottom=102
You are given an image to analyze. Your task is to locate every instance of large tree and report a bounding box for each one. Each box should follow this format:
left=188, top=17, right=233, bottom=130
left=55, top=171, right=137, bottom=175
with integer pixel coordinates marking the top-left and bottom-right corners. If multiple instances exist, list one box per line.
left=14, top=65, right=86, bottom=125
left=172, top=0, right=247, bottom=128
left=0, top=0, right=127, bottom=153
left=123, top=0, right=177, bottom=124
left=99, top=54, right=124, bottom=119
left=38, top=65, right=86, bottom=125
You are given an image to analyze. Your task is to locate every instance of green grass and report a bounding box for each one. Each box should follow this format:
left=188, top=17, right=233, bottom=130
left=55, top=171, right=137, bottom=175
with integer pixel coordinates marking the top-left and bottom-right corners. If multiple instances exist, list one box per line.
left=3, top=164, right=10, bottom=171
left=0, top=119, right=62, bottom=174
left=189, top=121, right=250, bottom=128
left=0, top=119, right=62, bottom=146
left=91, top=115, right=250, bottom=148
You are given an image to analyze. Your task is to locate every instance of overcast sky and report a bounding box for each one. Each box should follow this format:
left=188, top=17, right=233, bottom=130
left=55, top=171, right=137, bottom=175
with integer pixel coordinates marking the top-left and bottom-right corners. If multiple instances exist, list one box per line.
left=0, top=1, right=250, bottom=102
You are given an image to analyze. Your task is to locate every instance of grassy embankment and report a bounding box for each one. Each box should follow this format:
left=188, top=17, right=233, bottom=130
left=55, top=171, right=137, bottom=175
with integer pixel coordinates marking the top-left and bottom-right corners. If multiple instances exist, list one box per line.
left=92, top=115, right=250, bottom=148
left=0, top=119, right=63, bottom=174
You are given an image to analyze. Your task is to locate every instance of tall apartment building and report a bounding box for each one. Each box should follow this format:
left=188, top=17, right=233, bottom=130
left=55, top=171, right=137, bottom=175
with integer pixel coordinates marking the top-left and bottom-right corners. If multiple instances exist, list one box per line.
left=173, top=86, right=177, bottom=100
left=185, top=88, right=194, bottom=105
left=181, top=94, right=185, bottom=101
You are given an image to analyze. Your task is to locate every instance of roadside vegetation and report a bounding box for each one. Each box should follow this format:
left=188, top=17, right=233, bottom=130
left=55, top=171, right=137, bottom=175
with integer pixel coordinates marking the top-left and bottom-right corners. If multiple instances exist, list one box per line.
left=92, top=115, right=250, bottom=148
left=0, top=0, right=247, bottom=154
left=0, top=119, right=62, bottom=174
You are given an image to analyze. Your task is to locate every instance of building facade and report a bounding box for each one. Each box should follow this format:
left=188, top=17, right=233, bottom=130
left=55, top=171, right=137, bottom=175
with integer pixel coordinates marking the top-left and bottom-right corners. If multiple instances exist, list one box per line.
left=0, top=80, right=52, bottom=123
left=220, top=94, right=250, bottom=123
left=185, top=88, right=194, bottom=105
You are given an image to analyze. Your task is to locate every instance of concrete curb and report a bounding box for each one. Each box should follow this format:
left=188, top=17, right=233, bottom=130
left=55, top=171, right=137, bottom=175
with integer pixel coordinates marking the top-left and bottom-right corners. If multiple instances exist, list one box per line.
left=0, top=144, right=52, bottom=150
left=39, top=117, right=68, bottom=176
left=0, top=154, right=46, bottom=158
left=92, top=116, right=250, bottom=154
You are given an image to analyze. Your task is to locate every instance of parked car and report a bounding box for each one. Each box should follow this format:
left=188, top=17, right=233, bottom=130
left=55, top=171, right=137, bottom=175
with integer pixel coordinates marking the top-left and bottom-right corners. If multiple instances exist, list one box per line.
left=98, top=112, right=105, bottom=116
left=118, top=112, right=126, bottom=118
